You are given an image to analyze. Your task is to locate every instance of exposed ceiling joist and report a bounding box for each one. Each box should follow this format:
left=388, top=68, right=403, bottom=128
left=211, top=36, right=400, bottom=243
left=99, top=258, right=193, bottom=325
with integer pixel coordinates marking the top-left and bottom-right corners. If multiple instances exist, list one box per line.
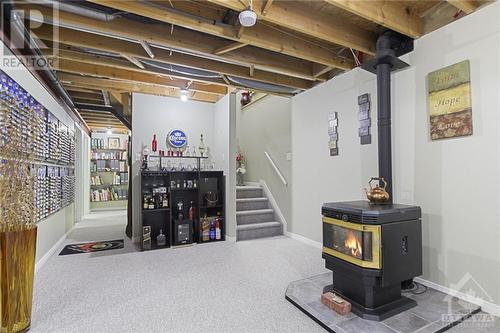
left=205, top=0, right=376, bottom=55
left=50, top=48, right=230, bottom=88
left=446, top=0, right=477, bottom=14
left=36, top=26, right=312, bottom=90
left=75, top=102, right=131, bottom=129
left=68, top=91, right=103, bottom=101
left=56, top=60, right=227, bottom=95
left=61, top=74, right=221, bottom=103
left=324, top=0, right=423, bottom=38
left=23, top=4, right=317, bottom=81
left=87, top=0, right=355, bottom=70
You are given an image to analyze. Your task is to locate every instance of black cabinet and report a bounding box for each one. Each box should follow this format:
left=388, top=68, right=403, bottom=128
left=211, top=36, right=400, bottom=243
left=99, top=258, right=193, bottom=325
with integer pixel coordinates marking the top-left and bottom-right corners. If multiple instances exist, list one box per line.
left=140, top=170, right=225, bottom=250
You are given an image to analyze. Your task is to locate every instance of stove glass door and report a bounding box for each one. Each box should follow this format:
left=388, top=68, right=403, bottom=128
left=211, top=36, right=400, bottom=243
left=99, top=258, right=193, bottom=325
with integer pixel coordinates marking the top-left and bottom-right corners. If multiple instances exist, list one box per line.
left=322, top=217, right=381, bottom=269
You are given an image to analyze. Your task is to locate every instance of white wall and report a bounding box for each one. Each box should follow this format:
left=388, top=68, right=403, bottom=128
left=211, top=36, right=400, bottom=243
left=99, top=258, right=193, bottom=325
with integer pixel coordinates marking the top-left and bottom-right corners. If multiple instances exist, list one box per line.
left=291, top=3, right=500, bottom=308
left=237, top=94, right=293, bottom=224
left=1, top=41, right=80, bottom=263
left=131, top=93, right=230, bottom=239
left=212, top=94, right=237, bottom=236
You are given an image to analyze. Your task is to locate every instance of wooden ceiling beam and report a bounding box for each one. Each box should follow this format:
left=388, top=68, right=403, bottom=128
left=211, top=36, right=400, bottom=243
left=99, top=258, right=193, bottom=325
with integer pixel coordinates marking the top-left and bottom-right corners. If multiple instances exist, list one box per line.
left=205, top=0, right=376, bottom=55
left=87, top=0, right=355, bottom=70
left=22, top=4, right=316, bottom=81
left=36, top=26, right=312, bottom=89
left=49, top=48, right=230, bottom=88
left=66, top=86, right=103, bottom=94
left=73, top=97, right=105, bottom=105
left=324, top=0, right=423, bottom=38
left=68, top=91, right=104, bottom=101
left=61, top=75, right=220, bottom=103
left=37, top=28, right=313, bottom=90
left=446, top=0, right=477, bottom=14
left=56, top=60, right=227, bottom=95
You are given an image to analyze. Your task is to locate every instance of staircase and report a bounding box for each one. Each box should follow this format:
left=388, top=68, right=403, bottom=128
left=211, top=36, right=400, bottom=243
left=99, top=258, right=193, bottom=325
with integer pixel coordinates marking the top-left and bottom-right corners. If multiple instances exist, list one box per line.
left=236, top=185, right=282, bottom=241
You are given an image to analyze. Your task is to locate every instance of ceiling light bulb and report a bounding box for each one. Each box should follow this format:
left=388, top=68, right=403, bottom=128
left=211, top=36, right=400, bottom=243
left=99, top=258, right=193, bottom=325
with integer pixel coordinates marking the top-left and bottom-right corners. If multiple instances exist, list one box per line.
left=180, top=94, right=188, bottom=102
left=106, top=128, right=112, bottom=135
left=239, top=9, right=257, bottom=27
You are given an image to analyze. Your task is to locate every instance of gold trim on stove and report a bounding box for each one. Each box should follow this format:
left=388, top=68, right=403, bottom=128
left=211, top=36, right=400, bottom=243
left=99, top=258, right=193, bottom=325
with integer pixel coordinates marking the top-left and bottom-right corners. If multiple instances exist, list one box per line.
left=322, top=216, right=382, bottom=269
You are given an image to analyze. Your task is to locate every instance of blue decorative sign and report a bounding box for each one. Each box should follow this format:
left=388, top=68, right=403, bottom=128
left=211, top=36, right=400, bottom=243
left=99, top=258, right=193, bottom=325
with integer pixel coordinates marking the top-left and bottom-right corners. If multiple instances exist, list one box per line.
left=167, top=129, right=188, bottom=148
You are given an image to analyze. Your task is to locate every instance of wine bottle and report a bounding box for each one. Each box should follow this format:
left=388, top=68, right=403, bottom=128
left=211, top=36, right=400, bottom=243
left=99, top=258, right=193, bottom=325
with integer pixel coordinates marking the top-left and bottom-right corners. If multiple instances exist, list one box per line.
left=215, top=213, right=222, bottom=240
left=151, top=134, right=158, bottom=153
left=188, top=201, right=195, bottom=221
left=209, top=219, right=215, bottom=240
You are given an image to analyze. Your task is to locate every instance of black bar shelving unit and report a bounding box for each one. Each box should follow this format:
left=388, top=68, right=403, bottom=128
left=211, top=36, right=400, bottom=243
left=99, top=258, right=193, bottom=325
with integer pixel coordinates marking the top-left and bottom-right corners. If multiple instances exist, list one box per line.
left=140, top=157, right=225, bottom=251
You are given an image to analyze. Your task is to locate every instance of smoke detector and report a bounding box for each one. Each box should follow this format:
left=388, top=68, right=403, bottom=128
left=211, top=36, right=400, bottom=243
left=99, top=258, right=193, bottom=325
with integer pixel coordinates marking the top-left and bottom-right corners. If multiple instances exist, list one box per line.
left=239, top=0, right=257, bottom=27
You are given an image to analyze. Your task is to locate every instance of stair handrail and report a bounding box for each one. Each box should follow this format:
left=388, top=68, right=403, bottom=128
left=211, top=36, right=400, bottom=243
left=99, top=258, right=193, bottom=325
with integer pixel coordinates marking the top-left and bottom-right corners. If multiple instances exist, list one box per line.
left=264, top=151, right=288, bottom=187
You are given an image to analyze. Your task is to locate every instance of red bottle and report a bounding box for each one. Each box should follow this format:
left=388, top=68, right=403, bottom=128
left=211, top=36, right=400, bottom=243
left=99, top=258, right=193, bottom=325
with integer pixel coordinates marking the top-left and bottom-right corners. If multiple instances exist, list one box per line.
left=151, top=134, right=158, bottom=153
left=188, top=201, right=196, bottom=221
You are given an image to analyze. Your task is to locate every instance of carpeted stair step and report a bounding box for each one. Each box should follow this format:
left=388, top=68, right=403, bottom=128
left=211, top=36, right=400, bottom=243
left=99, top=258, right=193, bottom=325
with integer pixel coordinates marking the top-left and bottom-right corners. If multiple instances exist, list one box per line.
left=236, top=197, right=269, bottom=211
left=236, top=186, right=263, bottom=199
left=236, top=209, right=274, bottom=225
left=237, top=222, right=282, bottom=241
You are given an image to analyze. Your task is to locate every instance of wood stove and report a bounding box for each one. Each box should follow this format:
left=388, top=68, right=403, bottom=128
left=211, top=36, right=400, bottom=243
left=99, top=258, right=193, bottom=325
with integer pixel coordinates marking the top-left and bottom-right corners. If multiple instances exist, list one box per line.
left=322, top=201, right=422, bottom=321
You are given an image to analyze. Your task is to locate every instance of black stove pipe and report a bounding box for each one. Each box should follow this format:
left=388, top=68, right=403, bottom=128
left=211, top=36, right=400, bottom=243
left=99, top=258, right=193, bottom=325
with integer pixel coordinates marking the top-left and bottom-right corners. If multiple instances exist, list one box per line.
left=375, top=34, right=396, bottom=203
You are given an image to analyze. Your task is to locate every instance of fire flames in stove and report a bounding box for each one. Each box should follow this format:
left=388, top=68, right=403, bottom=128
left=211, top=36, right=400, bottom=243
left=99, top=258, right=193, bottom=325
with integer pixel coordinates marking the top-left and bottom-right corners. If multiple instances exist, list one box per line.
left=344, top=230, right=362, bottom=258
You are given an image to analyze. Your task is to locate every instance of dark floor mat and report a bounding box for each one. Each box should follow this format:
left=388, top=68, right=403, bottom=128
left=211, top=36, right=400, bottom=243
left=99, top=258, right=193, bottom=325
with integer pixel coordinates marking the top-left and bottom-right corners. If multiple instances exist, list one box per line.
left=59, top=239, right=124, bottom=255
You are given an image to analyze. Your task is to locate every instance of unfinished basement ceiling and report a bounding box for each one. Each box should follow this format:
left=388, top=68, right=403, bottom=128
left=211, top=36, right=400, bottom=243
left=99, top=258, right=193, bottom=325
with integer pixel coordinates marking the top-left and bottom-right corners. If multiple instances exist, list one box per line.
left=10, top=0, right=493, bottom=131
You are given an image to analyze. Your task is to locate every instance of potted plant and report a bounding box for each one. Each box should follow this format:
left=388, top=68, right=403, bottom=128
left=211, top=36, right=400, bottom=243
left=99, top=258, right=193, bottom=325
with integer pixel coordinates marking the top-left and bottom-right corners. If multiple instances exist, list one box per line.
left=0, top=134, right=37, bottom=333
left=236, top=152, right=246, bottom=186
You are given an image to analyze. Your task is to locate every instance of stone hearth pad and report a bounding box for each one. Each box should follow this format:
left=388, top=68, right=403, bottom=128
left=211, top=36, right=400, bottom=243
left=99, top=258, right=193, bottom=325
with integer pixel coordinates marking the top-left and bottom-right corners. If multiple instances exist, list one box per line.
left=285, top=272, right=481, bottom=333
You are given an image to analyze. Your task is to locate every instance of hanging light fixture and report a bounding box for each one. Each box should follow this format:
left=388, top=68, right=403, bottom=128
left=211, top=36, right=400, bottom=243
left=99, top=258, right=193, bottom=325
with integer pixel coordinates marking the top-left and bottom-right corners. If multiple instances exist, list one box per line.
left=180, top=88, right=189, bottom=102
left=106, top=127, right=112, bottom=135
left=239, top=0, right=257, bottom=27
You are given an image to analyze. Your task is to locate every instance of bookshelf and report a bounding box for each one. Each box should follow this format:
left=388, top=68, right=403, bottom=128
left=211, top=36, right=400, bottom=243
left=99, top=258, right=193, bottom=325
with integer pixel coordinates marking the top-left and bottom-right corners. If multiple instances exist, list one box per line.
left=90, top=134, right=130, bottom=210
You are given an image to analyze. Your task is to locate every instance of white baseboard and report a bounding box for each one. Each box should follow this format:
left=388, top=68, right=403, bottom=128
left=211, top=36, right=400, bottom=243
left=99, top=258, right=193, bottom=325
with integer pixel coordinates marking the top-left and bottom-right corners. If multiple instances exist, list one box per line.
left=258, top=180, right=288, bottom=234
left=35, top=226, right=74, bottom=273
left=285, top=231, right=322, bottom=249
left=415, top=277, right=500, bottom=317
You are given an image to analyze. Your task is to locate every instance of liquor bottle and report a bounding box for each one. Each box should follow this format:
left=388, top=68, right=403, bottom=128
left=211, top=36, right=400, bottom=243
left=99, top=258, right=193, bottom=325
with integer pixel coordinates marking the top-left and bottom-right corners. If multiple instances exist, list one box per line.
left=147, top=197, right=155, bottom=210
left=215, top=213, right=222, bottom=240
left=183, top=180, right=187, bottom=188
left=151, top=134, right=158, bottom=153
left=177, top=201, right=184, bottom=220
left=188, top=201, right=196, bottom=221
left=202, top=215, right=210, bottom=242
left=193, top=179, right=198, bottom=188
left=209, top=219, right=216, bottom=240
left=157, top=229, right=167, bottom=247
left=162, top=194, right=169, bottom=208
left=143, top=195, right=148, bottom=210
left=198, top=134, right=206, bottom=157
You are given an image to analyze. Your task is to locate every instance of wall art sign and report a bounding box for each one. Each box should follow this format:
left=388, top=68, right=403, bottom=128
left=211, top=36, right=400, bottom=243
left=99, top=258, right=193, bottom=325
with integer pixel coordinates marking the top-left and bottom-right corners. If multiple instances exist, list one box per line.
left=328, top=112, right=339, bottom=156
left=427, top=60, right=473, bottom=140
left=167, top=129, right=188, bottom=148
left=358, top=93, right=371, bottom=145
